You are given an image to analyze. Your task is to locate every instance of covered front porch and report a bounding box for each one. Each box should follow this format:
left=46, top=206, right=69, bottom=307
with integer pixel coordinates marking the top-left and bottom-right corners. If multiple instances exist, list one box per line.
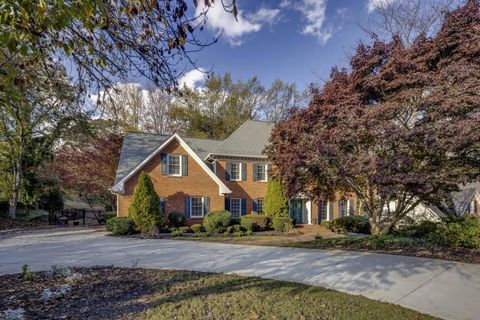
left=289, top=197, right=339, bottom=225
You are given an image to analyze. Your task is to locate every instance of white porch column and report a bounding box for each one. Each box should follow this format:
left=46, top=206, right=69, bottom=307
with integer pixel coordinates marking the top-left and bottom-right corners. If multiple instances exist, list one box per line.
left=326, top=201, right=330, bottom=221
left=306, top=200, right=312, bottom=224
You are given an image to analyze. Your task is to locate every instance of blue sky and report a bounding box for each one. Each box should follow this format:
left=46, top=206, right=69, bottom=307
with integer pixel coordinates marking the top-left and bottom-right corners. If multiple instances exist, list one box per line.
left=177, top=0, right=390, bottom=90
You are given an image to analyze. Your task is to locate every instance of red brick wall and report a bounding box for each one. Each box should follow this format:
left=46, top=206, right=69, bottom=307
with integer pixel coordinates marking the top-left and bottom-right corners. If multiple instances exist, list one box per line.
left=116, top=140, right=224, bottom=225
left=215, top=159, right=269, bottom=214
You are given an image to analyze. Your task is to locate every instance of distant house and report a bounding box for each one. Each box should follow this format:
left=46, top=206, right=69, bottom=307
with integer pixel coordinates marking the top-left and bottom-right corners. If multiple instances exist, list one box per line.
left=111, top=120, right=357, bottom=225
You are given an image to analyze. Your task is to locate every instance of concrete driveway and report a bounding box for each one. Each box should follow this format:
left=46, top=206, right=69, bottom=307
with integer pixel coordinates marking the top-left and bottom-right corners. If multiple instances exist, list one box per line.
left=1, top=229, right=479, bottom=320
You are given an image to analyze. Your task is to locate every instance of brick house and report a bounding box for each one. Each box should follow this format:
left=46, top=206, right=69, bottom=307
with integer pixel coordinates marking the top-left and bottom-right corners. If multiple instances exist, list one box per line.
left=111, top=120, right=358, bottom=225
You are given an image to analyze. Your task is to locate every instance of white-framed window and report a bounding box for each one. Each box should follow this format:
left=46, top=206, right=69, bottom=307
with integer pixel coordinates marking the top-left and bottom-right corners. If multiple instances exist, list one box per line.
left=255, top=164, right=268, bottom=182
left=190, top=197, right=205, bottom=218
left=230, top=162, right=241, bottom=181
left=167, top=154, right=181, bottom=176
left=256, top=198, right=264, bottom=213
left=230, top=198, right=241, bottom=218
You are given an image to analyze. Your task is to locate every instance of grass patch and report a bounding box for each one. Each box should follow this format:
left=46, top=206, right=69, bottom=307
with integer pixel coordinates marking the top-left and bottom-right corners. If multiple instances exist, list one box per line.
left=0, top=267, right=437, bottom=319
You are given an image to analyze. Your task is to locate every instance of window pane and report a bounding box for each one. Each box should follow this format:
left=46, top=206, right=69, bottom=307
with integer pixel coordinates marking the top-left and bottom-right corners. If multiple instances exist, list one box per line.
left=256, top=164, right=266, bottom=181
left=230, top=163, right=240, bottom=180
left=257, top=198, right=264, bottom=213
left=191, top=197, right=203, bottom=217
left=230, top=198, right=241, bottom=218
left=319, top=201, right=327, bottom=220
left=168, top=154, right=181, bottom=175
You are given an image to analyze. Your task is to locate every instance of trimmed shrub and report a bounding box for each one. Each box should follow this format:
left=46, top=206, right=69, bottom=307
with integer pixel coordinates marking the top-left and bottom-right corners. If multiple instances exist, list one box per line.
left=102, top=213, right=117, bottom=224
left=106, top=217, right=135, bottom=235
left=395, top=221, right=441, bottom=238
left=272, top=217, right=294, bottom=232
left=191, top=224, right=204, bottom=234
left=171, top=226, right=191, bottom=237
left=430, top=217, right=480, bottom=249
left=264, top=179, right=289, bottom=218
left=240, top=217, right=255, bottom=232
left=240, top=214, right=269, bottom=232
left=128, top=172, right=163, bottom=234
left=168, top=211, right=186, bottom=228
left=329, top=216, right=370, bottom=234
left=203, top=210, right=231, bottom=233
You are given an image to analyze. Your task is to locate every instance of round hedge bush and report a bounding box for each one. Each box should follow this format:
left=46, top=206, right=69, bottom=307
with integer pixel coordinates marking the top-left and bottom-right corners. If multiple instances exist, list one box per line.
left=203, top=210, right=231, bottom=233
left=168, top=211, right=186, bottom=228
left=240, top=214, right=269, bottom=232
left=106, top=217, right=135, bottom=235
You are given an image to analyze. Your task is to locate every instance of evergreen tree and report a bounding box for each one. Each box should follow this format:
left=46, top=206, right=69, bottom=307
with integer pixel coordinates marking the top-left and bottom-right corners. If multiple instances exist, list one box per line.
left=264, top=179, right=289, bottom=218
left=128, top=172, right=163, bottom=234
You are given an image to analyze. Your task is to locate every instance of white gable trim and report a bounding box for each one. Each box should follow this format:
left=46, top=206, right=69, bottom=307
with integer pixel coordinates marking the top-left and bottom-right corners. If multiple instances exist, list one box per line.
left=111, top=134, right=231, bottom=195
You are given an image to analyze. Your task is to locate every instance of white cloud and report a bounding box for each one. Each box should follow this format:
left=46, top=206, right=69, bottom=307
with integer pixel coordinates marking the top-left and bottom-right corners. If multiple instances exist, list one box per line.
left=367, top=0, right=397, bottom=13
left=195, top=2, right=280, bottom=46
left=284, top=0, right=333, bottom=44
left=178, top=69, right=207, bottom=89
left=248, top=8, right=281, bottom=26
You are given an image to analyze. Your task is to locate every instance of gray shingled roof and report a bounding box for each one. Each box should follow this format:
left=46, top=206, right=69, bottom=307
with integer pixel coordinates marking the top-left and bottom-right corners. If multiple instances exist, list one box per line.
left=209, top=120, right=274, bottom=158
left=450, top=182, right=480, bottom=215
left=113, top=133, right=221, bottom=185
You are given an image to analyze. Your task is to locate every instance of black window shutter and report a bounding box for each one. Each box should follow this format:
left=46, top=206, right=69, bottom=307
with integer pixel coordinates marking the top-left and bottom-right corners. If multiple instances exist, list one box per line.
left=160, top=197, right=166, bottom=214
left=225, top=162, right=231, bottom=181
left=241, top=198, right=247, bottom=215
left=253, top=199, right=258, bottom=213
left=241, top=163, right=247, bottom=181
left=182, top=155, right=188, bottom=176
left=224, top=198, right=230, bottom=211
left=161, top=153, right=168, bottom=175
left=253, top=164, right=258, bottom=181
left=184, top=197, right=190, bottom=218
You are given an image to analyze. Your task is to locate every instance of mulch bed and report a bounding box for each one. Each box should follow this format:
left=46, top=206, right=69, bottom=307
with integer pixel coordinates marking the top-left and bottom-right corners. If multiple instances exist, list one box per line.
left=294, top=241, right=480, bottom=264
left=0, top=267, right=160, bottom=320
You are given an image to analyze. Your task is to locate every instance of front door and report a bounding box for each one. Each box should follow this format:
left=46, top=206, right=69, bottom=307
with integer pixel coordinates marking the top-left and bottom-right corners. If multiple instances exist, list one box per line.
left=290, top=199, right=303, bottom=224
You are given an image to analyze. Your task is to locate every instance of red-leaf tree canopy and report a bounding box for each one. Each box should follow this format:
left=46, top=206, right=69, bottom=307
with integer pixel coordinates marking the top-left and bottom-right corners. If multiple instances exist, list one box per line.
left=52, top=133, right=123, bottom=210
left=267, top=0, right=480, bottom=234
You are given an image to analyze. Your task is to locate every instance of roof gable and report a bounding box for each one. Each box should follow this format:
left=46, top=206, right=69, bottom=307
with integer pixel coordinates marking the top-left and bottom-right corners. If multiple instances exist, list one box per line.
left=208, top=120, right=274, bottom=158
left=112, top=133, right=229, bottom=195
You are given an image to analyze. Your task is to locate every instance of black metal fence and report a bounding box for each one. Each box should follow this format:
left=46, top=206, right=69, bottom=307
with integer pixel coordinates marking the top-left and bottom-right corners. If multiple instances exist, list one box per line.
left=49, top=209, right=109, bottom=226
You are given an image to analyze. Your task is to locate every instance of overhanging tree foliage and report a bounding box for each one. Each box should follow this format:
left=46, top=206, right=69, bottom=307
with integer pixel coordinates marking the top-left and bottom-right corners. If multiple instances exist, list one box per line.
left=1, top=0, right=237, bottom=217
left=267, top=1, right=480, bottom=235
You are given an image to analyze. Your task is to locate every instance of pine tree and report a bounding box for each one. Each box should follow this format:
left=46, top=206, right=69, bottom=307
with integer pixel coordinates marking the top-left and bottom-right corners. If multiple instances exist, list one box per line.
left=264, top=179, right=289, bottom=218
left=128, top=172, right=163, bottom=234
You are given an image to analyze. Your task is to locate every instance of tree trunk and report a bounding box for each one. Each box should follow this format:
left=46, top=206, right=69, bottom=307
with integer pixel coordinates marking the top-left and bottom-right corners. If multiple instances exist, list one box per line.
left=8, top=162, right=22, bottom=219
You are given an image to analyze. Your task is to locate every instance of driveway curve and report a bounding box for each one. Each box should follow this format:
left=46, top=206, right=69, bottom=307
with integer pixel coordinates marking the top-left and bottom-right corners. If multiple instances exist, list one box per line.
left=1, top=229, right=479, bottom=320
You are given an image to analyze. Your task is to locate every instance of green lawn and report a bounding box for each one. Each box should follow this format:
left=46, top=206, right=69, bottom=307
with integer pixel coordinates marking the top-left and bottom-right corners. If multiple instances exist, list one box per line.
left=142, top=270, right=435, bottom=320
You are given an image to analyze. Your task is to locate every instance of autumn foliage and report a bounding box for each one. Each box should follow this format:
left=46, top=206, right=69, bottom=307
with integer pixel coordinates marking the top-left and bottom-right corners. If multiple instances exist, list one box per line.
left=52, top=134, right=123, bottom=210
left=267, top=1, right=480, bottom=234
